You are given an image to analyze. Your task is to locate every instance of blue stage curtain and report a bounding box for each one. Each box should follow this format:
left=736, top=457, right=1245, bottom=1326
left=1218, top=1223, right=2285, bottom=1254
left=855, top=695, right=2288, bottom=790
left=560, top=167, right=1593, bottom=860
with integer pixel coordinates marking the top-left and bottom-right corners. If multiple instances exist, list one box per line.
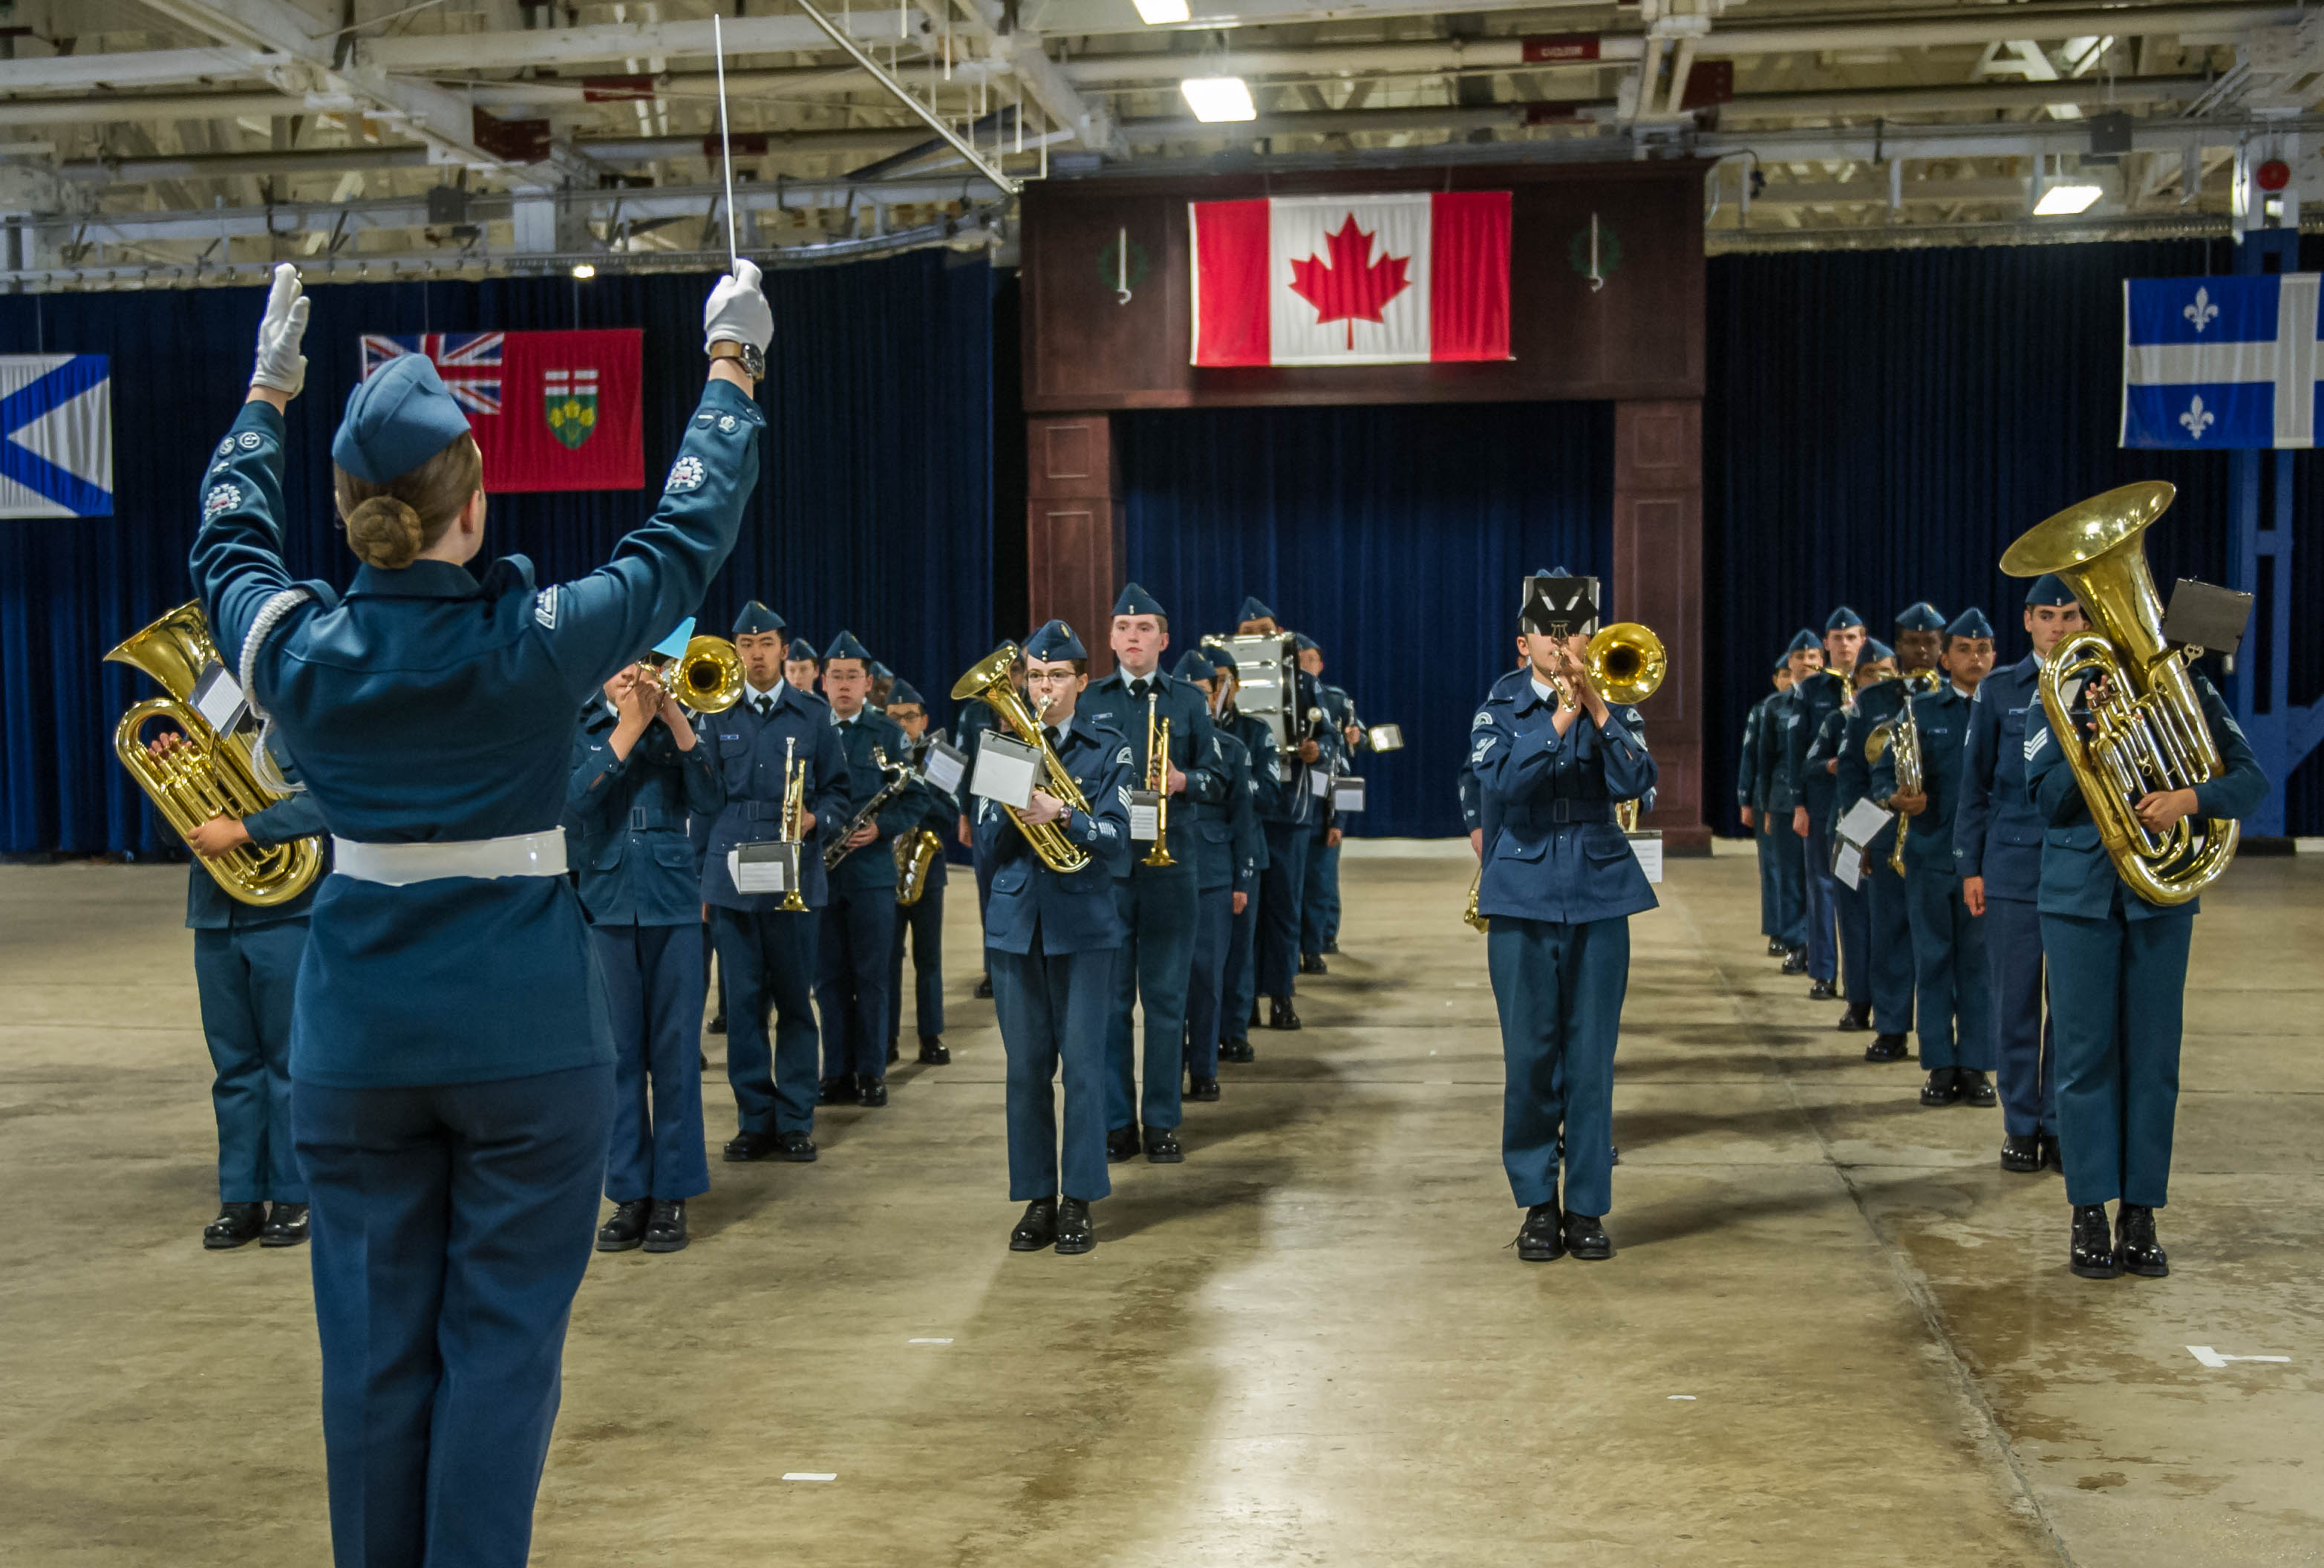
left=1706, top=238, right=2324, bottom=837
left=1117, top=401, right=1613, bottom=838
left=0, top=254, right=993, bottom=855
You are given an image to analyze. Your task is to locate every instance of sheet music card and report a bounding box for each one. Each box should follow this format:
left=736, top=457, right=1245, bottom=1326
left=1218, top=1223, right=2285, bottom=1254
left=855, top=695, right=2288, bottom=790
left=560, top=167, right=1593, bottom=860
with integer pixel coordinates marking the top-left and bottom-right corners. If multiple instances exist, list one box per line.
left=1626, top=830, right=1663, bottom=884
left=920, top=739, right=967, bottom=795
left=192, top=661, right=248, bottom=737
left=730, top=842, right=798, bottom=895
left=1330, top=777, right=1366, bottom=813
left=1128, top=790, right=1162, bottom=841
left=969, top=734, right=1041, bottom=810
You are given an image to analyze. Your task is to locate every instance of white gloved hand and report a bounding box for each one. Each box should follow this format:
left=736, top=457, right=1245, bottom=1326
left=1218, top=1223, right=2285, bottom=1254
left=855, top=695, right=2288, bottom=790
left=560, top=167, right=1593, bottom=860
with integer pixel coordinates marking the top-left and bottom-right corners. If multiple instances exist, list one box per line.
left=250, top=263, right=312, bottom=396
left=702, top=258, right=772, bottom=355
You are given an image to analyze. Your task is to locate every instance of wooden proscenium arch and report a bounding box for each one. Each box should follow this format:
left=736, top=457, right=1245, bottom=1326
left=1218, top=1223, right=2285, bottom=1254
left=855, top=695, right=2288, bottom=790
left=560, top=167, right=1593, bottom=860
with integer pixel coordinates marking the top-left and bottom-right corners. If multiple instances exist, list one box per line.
left=1018, top=162, right=1709, bottom=850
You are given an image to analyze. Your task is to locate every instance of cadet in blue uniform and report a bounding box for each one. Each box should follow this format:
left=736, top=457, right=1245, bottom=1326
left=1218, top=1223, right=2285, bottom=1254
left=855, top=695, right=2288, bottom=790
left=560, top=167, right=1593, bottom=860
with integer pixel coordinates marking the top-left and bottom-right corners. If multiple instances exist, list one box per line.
left=1838, top=605, right=1947, bottom=1062
left=977, top=621, right=1134, bottom=1255
left=884, top=679, right=952, bottom=1065
left=1174, top=650, right=1267, bottom=1101
left=1874, top=608, right=1998, bottom=1107
left=1236, top=597, right=1329, bottom=1030
left=1296, top=634, right=1351, bottom=966
left=1207, top=644, right=1276, bottom=1065
left=567, top=623, right=724, bottom=1254
left=151, top=726, right=324, bottom=1250
left=1764, top=630, right=1824, bottom=972
left=783, top=636, right=820, bottom=695
left=817, top=631, right=915, bottom=1105
left=1812, top=641, right=1895, bottom=1032
left=1955, top=576, right=2086, bottom=1171
left=1080, top=584, right=1223, bottom=1163
left=1474, top=571, right=1657, bottom=1263
left=1786, top=608, right=1864, bottom=1001
left=703, top=602, right=852, bottom=1164
left=195, top=261, right=768, bottom=1564
left=1737, top=659, right=1790, bottom=953
left=2025, top=654, right=2265, bottom=1279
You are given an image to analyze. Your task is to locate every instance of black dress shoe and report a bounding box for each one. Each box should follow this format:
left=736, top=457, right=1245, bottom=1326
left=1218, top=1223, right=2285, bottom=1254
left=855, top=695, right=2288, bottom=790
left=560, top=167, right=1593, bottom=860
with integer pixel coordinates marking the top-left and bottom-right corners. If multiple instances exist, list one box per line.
left=643, top=1199, right=689, bottom=1253
left=2116, top=1203, right=2169, bottom=1277
left=596, top=1199, right=650, bottom=1252
left=2070, top=1204, right=2121, bottom=1279
left=1808, top=979, right=1840, bottom=1002
left=1780, top=948, right=1808, bottom=975
left=1268, top=997, right=1302, bottom=1030
left=1299, top=953, right=1328, bottom=976
left=1956, top=1069, right=1997, bottom=1108
left=203, top=1202, right=265, bottom=1250
left=1835, top=1004, right=1870, bottom=1032
left=775, top=1131, right=818, bottom=1163
left=974, top=975, right=994, bottom=999
left=1766, top=936, right=1788, bottom=956
left=722, top=1129, right=782, bottom=1163
left=708, top=1011, right=727, bottom=1035
left=1143, top=1126, right=1184, bottom=1163
left=1919, top=1068, right=1961, bottom=1106
left=1322, top=939, right=1340, bottom=956
left=818, top=1073, right=858, bottom=1105
left=2039, top=1133, right=2062, bottom=1171
left=1864, top=1032, right=1909, bottom=1062
left=261, top=1201, right=310, bottom=1248
left=1561, top=1212, right=1613, bottom=1261
left=1219, top=1037, right=1256, bottom=1064
left=918, top=1036, right=950, bottom=1065
left=2000, top=1134, right=2044, bottom=1173
left=858, top=1078, right=888, bottom=1108
left=886, top=1039, right=901, bottom=1066
left=1106, top=1126, right=1141, bottom=1163
left=1186, top=1074, right=1221, bottom=1102
left=1009, top=1198, right=1058, bottom=1252
left=1515, top=1201, right=1564, bottom=1262
left=1054, top=1197, right=1095, bottom=1255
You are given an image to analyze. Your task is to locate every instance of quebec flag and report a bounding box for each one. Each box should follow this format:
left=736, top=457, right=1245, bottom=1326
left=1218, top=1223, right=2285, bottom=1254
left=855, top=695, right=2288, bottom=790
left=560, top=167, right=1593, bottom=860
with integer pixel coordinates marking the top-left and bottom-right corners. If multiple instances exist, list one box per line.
left=0, top=354, right=112, bottom=517
left=2121, top=275, right=2323, bottom=449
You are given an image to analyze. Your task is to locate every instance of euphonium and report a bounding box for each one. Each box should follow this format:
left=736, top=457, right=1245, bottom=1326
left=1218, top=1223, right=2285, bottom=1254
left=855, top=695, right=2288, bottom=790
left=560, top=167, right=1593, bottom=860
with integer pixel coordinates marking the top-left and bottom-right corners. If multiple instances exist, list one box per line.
left=660, top=633, right=745, bottom=714
left=775, top=736, right=809, bottom=912
left=949, top=644, right=1094, bottom=873
left=1141, top=693, right=1175, bottom=868
left=2000, top=480, right=2239, bottom=906
left=105, top=601, right=323, bottom=908
left=895, top=827, right=942, bottom=906
left=1585, top=621, right=1667, bottom=707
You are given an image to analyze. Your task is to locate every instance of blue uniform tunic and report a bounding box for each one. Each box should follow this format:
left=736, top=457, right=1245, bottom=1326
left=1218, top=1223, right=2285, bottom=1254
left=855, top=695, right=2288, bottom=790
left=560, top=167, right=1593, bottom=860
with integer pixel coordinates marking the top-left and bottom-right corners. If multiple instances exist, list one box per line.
left=1303, top=679, right=1356, bottom=955
left=818, top=705, right=917, bottom=1083
left=1472, top=676, right=1658, bottom=1217
left=976, top=713, right=1132, bottom=1203
left=1218, top=706, right=1280, bottom=1042
left=1837, top=679, right=1918, bottom=1038
left=1954, top=654, right=2057, bottom=1134
left=1872, top=682, right=1992, bottom=1073
left=567, top=698, right=723, bottom=1203
left=1184, top=727, right=1267, bottom=1080
left=193, top=378, right=763, bottom=1568
left=1737, top=696, right=1773, bottom=936
left=1786, top=669, right=1850, bottom=984
left=1807, top=704, right=1871, bottom=1010
left=889, top=734, right=956, bottom=1045
left=2026, top=670, right=2265, bottom=1208
left=955, top=701, right=1002, bottom=967
left=1256, top=667, right=1331, bottom=1002
left=1758, top=684, right=1808, bottom=950
left=1080, top=666, right=1222, bottom=1134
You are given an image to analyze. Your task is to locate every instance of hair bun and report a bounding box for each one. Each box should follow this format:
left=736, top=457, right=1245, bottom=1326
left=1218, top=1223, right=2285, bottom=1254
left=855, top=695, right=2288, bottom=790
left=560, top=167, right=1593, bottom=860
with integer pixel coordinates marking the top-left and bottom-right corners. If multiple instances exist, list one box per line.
left=345, top=494, right=425, bottom=569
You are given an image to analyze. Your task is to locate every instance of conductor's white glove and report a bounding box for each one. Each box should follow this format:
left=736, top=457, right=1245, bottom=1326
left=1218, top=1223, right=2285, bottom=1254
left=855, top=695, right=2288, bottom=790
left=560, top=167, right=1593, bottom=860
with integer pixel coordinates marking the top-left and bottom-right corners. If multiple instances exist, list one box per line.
left=250, top=263, right=311, bottom=396
left=703, top=258, right=772, bottom=355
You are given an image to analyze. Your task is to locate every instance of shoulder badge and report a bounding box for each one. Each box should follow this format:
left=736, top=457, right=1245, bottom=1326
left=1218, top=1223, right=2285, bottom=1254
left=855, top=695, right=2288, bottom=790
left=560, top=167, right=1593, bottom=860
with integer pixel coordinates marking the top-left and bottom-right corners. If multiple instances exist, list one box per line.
left=1116, top=745, right=1134, bottom=767
left=203, top=482, right=241, bottom=518
left=2023, top=725, right=2049, bottom=763
left=215, top=437, right=235, bottom=457
left=718, top=414, right=738, bottom=434
left=1471, top=734, right=1497, bottom=764
left=534, top=587, right=559, bottom=630
left=666, top=454, right=707, bottom=493
left=1472, top=709, right=1494, bottom=730
left=238, top=431, right=263, bottom=451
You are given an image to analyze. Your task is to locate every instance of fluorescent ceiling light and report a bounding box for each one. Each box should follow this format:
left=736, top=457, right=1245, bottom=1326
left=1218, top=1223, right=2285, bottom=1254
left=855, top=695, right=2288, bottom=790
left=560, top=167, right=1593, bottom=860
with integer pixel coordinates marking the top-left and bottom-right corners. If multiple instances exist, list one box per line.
left=570, top=262, right=597, bottom=278
left=2033, top=184, right=2103, bottom=216
left=1181, top=76, right=1256, bottom=123
left=1133, top=0, right=1190, bottom=22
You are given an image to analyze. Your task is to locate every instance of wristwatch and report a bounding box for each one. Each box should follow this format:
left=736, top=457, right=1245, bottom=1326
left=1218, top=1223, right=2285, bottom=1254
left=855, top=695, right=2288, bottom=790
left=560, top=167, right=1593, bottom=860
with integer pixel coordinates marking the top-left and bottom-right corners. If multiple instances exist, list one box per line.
left=709, top=340, right=765, bottom=380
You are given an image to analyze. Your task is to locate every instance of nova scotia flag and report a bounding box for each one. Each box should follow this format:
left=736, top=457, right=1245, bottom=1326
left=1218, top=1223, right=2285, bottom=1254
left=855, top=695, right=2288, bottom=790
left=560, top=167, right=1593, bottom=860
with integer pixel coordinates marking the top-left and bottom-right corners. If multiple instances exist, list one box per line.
left=2122, top=274, right=2323, bottom=448
left=0, top=353, right=111, bottom=517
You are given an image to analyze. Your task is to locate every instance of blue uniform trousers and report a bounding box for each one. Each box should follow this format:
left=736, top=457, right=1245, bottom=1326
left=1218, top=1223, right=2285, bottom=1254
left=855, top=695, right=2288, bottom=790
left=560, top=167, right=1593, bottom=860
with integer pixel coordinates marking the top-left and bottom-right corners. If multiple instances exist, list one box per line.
left=818, top=882, right=896, bottom=1082
left=973, top=838, right=996, bottom=976
left=1904, top=871, right=1993, bottom=1071
left=1301, top=829, right=1340, bottom=956
left=1224, top=883, right=1260, bottom=1036
left=1258, top=821, right=1310, bottom=999
left=193, top=922, right=308, bottom=1203
left=1755, top=818, right=1779, bottom=936
left=708, top=906, right=820, bottom=1135
left=1487, top=915, right=1628, bottom=1217
left=1766, top=818, right=1806, bottom=949
left=888, top=879, right=946, bottom=1041
left=1184, top=885, right=1233, bottom=1078
left=2041, top=909, right=2192, bottom=1209
left=991, top=944, right=1114, bottom=1202
left=1106, top=869, right=1195, bottom=1131
left=1835, top=869, right=1871, bottom=1007
left=1985, top=895, right=2057, bottom=1137
left=1864, top=858, right=1916, bottom=1035
left=293, top=1062, right=613, bottom=1568
left=1802, top=817, right=1839, bottom=984
left=592, top=923, right=709, bottom=1204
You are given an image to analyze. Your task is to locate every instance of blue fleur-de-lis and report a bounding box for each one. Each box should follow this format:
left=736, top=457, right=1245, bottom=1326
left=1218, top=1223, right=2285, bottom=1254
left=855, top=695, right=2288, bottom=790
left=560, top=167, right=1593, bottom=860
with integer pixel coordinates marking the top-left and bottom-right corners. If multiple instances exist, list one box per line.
left=2184, top=287, right=2219, bottom=332
left=2180, top=394, right=2216, bottom=439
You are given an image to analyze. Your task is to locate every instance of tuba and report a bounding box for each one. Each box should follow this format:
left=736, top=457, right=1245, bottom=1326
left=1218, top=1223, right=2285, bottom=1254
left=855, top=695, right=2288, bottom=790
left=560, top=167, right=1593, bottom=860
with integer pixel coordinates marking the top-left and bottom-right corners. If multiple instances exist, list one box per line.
left=949, top=644, right=1094, bottom=873
left=2000, top=481, right=2239, bottom=906
left=106, top=601, right=323, bottom=908
left=895, top=827, right=942, bottom=906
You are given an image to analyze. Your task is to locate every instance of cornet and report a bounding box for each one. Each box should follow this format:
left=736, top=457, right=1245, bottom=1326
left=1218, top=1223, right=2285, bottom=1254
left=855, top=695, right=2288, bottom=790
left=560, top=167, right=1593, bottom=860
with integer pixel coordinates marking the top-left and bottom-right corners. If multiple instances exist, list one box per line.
left=1142, top=691, right=1175, bottom=868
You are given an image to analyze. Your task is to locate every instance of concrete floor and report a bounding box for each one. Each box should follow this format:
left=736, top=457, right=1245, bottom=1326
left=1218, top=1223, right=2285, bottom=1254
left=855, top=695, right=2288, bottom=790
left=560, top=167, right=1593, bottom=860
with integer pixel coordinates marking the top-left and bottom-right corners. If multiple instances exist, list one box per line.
left=3, top=847, right=2319, bottom=1566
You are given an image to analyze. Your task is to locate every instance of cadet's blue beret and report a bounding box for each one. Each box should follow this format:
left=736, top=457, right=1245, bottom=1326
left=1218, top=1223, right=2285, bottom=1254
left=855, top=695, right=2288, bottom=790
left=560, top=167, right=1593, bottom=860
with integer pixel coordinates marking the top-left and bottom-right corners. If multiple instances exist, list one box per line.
left=650, top=617, right=696, bottom=660
left=1114, top=582, right=1168, bottom=618
left=1543, top=566, right=1571, bottom=577
left=1825, top=605, right=1864, bottom=631
left=786, top=638, right=816, bottom=662
left=870, top=661, right=893, bottom=682
left=1894, top=601, right=1948, bottom=633
left=732, top=601, right=786, bottom=637
left=1236, top=595, right=1275, bottom=624
left=2025, top=573, right=2076, bottom=607
left=1201, top=645, right=1238, bottom=675
left=1172, top=650, right=1215, bottom=682
left=1786, top=628, right=1822, bottom=655
left=1861, top=637, right=1895, bottom=662
left=1947, top=607, right=1995, bottom=639
left=1024, top=619, right=1086, bottom=662
left=333, top=353, right=473, bottom=484
left=1293, top=633, right=1319, bottom=652
left=886, top=679, right=924, bottom=707
left=823, top=629, right=873, bottom=664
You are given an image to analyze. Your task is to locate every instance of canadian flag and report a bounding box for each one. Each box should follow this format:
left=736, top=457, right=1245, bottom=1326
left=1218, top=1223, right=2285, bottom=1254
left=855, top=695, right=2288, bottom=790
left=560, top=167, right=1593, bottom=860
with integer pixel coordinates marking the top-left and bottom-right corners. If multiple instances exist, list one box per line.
left=1190, top=192, right=1511, bottom=368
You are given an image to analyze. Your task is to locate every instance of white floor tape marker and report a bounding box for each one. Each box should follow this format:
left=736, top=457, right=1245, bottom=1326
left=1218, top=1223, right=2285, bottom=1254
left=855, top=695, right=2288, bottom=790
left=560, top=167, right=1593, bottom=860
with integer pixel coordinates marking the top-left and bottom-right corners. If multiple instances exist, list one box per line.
left=2187, top=1345, right=2291, bottom=1368
left=909, top=1338, right=953, bottom=1345
left=783, top=1473, right=840, bottom=1482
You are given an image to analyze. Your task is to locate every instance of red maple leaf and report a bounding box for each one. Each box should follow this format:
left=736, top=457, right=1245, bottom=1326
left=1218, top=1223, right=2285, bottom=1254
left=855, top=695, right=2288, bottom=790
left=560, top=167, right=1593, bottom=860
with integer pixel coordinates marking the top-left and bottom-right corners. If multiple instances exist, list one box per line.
left=1287, top=215, right=1413, bottom=350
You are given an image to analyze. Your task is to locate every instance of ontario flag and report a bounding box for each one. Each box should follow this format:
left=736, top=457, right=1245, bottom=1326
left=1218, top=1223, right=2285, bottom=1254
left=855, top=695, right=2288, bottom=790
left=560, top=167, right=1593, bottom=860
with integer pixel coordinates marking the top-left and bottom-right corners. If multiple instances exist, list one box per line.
left=1189, top=192, right=1511, bottom=368
left=356, top=329, right=644, bottom=492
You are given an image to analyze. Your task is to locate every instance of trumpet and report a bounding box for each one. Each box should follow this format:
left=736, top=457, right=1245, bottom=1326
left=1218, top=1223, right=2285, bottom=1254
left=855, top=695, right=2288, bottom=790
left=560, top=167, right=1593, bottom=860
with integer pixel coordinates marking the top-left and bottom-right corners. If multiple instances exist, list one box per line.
left=1464, top=865, right=1489, bottom=933
left=1864, top=669, right=1939, bottom=876
left=776, top=737, right=809, bottom=911
left=950, top=644, right=1093, bottom=873
left=1142, top=692, right=1175, bottom=868
left=646, top=633, right=745, bottom=714
left=1586, top=622, right=1667, bottom=708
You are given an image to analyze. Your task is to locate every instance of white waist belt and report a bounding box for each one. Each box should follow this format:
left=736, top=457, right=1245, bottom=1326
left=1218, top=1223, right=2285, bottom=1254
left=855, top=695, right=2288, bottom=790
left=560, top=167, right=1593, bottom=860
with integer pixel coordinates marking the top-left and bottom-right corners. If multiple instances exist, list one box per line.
left=331, top=831, right=569, bottom=886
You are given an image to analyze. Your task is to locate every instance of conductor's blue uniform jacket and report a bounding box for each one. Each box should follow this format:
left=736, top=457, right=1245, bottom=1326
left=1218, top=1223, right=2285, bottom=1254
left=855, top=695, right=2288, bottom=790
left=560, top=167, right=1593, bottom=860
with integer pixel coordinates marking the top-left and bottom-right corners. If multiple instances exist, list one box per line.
left=975, top=715, right=1135, bottom=954
left=567, top=699, right=724, bottom=927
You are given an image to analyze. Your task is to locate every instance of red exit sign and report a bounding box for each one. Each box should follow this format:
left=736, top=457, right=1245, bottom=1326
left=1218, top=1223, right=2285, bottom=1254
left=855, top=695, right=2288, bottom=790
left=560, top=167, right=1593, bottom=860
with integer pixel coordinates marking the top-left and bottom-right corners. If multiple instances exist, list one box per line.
left=1523, top=35, right=1602, bottom=63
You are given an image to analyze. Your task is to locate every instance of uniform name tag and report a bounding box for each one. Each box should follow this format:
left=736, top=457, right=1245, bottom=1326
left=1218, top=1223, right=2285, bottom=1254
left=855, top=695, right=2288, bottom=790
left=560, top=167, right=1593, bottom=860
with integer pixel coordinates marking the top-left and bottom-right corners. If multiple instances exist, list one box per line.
left=731, top=841, right=798, bottom=894
left=1128, top=789, right=1162, bottom=841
